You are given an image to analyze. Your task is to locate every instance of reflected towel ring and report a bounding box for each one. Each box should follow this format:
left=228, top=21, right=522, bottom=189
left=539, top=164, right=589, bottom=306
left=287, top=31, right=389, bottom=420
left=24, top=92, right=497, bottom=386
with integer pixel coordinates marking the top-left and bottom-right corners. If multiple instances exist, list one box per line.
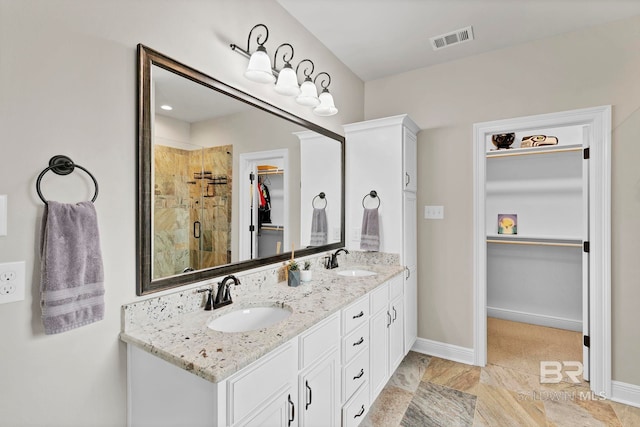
left=36, top=155, right=99, bottom=204
left=362, top=190, right=381, bottom=209
left=312, top=192, right=327, bottom=209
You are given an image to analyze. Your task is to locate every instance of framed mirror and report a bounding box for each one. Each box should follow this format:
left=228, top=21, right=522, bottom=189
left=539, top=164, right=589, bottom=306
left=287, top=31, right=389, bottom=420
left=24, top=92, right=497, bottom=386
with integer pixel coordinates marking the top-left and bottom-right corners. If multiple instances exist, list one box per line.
left=137, top=45, right=345, bottom=295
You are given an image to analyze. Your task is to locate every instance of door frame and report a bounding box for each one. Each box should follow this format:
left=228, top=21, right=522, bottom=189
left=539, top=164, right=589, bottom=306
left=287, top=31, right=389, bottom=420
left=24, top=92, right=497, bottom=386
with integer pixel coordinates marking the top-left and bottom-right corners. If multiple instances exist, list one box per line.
left=472, top=105, right=611, bottom=396
left=239, top=149, right=290, bottom=261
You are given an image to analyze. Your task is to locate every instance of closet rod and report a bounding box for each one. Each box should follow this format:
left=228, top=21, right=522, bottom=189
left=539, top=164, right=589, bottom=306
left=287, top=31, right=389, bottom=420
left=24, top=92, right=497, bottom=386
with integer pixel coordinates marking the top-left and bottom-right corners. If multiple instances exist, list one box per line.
left=487, top=146, right=582, bottom=159
left=261, top=225, right=284, bottom=231
left=486, top=239, right=582, bottom=248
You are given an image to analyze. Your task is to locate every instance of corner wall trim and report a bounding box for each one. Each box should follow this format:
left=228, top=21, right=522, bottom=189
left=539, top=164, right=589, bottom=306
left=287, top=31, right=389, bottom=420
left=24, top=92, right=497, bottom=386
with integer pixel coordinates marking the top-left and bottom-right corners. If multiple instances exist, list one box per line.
left=412, top=337, right=475, bottom=366
left=611, top=381, right=640, bottom=409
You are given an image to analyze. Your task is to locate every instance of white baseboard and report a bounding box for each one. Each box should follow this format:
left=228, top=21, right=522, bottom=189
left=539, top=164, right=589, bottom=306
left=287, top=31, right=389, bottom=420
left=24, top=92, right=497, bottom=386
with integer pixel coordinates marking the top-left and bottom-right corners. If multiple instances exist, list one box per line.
left=611, top=380, right=640, bottom=408
left=487, top=306, right=582, bottom=332
left=412, top=337, right=475, bottom=366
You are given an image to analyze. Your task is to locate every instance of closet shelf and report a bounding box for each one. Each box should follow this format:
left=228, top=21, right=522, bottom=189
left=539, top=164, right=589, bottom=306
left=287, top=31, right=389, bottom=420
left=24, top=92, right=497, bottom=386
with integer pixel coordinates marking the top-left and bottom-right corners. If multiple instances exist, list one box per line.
left=260, top=224, right=284, bottom=231
left=486, top=234, right=582, bottom=248
left=486, top=143, right=583, bottom=159
left=257, top=168, right=284, bottom=175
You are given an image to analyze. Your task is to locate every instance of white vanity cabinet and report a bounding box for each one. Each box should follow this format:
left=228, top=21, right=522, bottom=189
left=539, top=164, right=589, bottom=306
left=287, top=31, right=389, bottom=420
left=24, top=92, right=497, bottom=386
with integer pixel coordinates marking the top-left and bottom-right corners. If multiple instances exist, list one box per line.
left=345, top=115, right=419, bottom=356
left=369, top=275, right=404, bottom=401
left=127, top=274, right=406, bottom=427
left=298, top=313, right=341, bottom=427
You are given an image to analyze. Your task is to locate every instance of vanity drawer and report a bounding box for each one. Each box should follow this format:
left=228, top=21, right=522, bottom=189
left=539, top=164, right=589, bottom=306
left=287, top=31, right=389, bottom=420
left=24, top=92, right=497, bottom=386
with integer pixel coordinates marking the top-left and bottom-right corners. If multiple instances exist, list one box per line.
left=343, top=346, right=368, bottom=402
left=299, top=312, right=340, bottom=370
left=342, top=322, right=369, bottom=364
left=370, top=281, right=389, bottom=315
left=389, top=274, right=403, bottom=300
left=342, top=380, right=369, bottom=427
left=342, top=294, right=369, bottom=335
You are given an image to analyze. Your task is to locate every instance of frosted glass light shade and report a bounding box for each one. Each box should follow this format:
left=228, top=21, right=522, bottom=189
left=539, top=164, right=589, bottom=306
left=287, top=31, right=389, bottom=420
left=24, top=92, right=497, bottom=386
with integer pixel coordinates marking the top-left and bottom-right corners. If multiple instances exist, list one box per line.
left=313, top=90, right=338, bottom=116
left=244, top=47, right=275, bottom=84
left=295, top=79, right=320, bottom=107
left=274, top=65, right=300, bottom=96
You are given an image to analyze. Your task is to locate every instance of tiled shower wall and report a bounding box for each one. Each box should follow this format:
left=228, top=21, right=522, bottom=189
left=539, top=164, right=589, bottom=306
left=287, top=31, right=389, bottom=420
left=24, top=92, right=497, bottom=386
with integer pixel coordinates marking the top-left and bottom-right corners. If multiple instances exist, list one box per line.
left=154, top=144, right=232, bottom=278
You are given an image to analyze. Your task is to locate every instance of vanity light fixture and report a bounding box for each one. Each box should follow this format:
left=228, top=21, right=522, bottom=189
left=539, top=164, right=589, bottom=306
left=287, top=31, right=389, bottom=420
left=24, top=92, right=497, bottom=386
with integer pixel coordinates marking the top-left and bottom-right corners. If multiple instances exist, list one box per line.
left=230, top=24, right=338, bottom=115
left=230, top=24, right=275, bottom=84
left=295, top=59, right=320, bottom=107
left=273, top=43, right=300, bottom=96
left=312, top=72, right=338, bottom=116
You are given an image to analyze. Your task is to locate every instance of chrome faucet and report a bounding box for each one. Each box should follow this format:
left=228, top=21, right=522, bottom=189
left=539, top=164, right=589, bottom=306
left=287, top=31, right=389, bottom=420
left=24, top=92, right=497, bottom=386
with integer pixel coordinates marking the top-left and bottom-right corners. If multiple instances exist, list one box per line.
left=214, top=275, right=240, bottom=308
left=326, top=248, right=350, bottom=269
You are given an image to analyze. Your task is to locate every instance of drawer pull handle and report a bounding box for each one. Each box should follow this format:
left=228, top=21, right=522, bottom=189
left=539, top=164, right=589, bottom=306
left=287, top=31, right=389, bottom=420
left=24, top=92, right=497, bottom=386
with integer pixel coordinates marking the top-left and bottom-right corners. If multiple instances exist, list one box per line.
left=354, top=404, right=365, bottom=418
left=305, top=380, right=312, bottom=410
left=352, top=311, right=364, bottom=319
left=353, top=337, right=364, bottom=346
left=405, top=172, right=410, bottom=187
left=392, top=306, right=397, bottom=321
left=387, top=311, right=391, bottom=328
left=353, top=368, right=364, bottom=380
left=288, top=394, right=295, bottom=426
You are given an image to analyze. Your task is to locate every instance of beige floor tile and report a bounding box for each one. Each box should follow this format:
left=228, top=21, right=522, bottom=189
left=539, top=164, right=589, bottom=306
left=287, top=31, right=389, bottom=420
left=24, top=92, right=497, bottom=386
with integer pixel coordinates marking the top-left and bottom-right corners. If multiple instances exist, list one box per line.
left=387, top=351, right=431, bottom=393
left=422, top=356, right=481, bottom=395
left=473, top=383, right=546, bottom=427
left=610, top=401, right=640, bottom=427
left=361, top=385, right=413, bottom=427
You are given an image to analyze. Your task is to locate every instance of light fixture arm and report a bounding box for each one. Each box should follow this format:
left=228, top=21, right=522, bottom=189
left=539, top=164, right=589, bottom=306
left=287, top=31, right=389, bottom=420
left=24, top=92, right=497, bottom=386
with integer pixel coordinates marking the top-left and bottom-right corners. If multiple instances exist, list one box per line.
left=274, top=43, right=295, bottom=69
left=230, top=23, right=270, bottom=58
left=314, top=72, right=332, bottom=91
left=296, top=59, right=315, bottom=80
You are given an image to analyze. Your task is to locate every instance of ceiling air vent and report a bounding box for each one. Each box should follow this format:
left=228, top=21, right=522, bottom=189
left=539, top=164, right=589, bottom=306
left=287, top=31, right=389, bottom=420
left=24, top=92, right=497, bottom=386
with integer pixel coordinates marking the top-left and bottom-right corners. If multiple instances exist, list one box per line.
left=430, top=26, right=474, bottom=51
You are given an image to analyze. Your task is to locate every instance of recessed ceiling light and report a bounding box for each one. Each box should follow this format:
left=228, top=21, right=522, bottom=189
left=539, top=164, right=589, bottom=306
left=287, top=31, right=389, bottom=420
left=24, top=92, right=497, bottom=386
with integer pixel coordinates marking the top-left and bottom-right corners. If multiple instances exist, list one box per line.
left=160, top=104, right=173, bottom=111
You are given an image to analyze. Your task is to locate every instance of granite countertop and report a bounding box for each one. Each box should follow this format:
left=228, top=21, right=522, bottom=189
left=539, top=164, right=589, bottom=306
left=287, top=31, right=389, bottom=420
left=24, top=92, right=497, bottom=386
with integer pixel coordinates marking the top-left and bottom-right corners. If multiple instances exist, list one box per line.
left=120, top=262, right=404, bottom=383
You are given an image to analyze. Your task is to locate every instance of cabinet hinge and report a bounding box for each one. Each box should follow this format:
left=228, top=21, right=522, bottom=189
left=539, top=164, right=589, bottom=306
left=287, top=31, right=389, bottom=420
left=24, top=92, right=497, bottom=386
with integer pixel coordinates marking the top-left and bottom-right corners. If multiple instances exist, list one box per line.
left=584, top=335, right=590, bottom=348
left=583, top=241, right=590, bottom=253
left=249, top=225, right=255, bottom=232
left=583, top=147, right=590, bottom=159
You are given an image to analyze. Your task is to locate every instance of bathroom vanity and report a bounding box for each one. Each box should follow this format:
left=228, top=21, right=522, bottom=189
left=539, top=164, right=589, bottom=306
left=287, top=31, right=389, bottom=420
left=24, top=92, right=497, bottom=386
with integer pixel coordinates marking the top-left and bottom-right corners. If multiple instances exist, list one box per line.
left=122, top=254, right=406, bottom=427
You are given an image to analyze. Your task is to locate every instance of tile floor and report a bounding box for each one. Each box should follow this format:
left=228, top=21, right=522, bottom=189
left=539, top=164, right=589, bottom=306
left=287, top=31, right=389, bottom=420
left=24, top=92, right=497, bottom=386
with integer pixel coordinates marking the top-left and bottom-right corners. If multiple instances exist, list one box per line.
left=362, top=318, right=640, bottom=426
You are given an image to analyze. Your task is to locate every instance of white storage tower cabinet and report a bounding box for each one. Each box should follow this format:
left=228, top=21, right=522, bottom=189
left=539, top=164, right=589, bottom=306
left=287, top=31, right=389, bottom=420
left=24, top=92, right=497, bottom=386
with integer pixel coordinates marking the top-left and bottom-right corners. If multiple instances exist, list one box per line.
left=344, top=114, right=419, bottom=355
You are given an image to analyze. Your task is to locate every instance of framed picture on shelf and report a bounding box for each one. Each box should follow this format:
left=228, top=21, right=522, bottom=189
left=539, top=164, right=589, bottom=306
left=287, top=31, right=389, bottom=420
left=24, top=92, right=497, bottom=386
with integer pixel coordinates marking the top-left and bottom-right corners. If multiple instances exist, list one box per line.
left=498, top=214, right=517, bottom=235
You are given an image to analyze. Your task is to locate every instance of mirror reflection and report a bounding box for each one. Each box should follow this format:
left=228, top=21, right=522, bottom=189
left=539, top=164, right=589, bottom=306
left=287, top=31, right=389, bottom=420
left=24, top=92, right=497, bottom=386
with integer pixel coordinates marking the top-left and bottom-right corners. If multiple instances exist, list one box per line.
left=138, top=45, right=344, bottom=294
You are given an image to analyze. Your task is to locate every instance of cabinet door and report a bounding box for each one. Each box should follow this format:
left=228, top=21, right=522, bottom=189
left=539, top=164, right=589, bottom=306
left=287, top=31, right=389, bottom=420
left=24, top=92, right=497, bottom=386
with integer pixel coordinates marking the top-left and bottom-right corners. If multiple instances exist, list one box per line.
left=389, top=295, right=405, bottom=374
left=369, top=307, right=390, bottom=400
left=236, top=390, right=295, bottom=427
left=299, top=351, right=340, bottom=427
left=402, top=128, right=417, bottom=192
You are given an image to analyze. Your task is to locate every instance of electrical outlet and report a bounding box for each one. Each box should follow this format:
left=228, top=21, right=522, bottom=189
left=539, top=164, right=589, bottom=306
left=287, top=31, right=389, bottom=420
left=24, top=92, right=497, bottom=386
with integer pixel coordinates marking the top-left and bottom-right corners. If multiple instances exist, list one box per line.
left=424, top=205, right=444, bottom=219
left=0, top=261, right=25, bottom=304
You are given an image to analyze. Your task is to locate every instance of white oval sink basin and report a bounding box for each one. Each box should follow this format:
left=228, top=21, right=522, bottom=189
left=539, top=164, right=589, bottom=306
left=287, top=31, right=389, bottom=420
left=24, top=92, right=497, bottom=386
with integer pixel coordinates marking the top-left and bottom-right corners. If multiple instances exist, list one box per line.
left=337, top=269, right=377, bottom=277
left=207, top=306, right=292, bottom=333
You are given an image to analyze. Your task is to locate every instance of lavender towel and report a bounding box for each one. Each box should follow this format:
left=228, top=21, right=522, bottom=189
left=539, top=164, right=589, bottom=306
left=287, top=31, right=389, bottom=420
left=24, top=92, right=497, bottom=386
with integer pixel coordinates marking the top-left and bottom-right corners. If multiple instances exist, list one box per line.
left=360, top=208, right=380, bottom=251
left=310, top=207, right=328, bottom=246
left=40, top=201, right=105, bottom=335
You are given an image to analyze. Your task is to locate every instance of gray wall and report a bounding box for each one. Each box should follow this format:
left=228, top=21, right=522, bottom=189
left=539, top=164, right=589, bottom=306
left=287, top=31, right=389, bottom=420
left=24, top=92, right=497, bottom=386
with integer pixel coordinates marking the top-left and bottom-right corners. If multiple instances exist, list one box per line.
left=0, top=1, right=364, bottom=425
left=364, top=15, right=640, bottom=386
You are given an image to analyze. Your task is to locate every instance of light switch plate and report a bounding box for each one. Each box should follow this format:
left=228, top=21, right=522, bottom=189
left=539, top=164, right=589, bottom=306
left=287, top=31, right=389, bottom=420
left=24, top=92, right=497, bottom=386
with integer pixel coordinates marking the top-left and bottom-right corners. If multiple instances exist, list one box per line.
left=0, top=195, right=6, bottom=236
left=424, top=205, right=444, bottom=219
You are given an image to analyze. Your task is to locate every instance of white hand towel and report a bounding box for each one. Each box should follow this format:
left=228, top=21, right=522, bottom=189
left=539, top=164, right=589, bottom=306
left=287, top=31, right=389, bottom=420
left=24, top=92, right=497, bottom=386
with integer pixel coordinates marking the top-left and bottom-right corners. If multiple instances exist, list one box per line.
left=40, top=201, right=105, bottom=334
left=360, top=208, right=380, bottom=251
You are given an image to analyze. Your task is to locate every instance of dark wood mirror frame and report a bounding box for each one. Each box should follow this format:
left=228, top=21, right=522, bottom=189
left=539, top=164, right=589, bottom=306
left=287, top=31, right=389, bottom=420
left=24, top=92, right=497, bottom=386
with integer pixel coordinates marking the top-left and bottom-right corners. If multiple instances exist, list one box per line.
left=137, top=44, right=345, bottom=295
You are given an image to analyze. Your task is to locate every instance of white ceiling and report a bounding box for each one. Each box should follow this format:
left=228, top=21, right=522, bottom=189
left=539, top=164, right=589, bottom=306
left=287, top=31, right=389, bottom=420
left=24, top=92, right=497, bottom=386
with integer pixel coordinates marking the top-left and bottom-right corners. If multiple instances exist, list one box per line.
left=277, top=0, right=640, bottom=81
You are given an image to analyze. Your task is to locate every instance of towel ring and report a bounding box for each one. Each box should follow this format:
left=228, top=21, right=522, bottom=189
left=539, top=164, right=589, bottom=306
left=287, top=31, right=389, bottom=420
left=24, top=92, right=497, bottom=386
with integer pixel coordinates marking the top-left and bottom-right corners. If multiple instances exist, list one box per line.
left=312, top=192, right=327, bottom=209
left=362, top=190, right=381, bottom=209
left=36, top=155, right=99, bottom=204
